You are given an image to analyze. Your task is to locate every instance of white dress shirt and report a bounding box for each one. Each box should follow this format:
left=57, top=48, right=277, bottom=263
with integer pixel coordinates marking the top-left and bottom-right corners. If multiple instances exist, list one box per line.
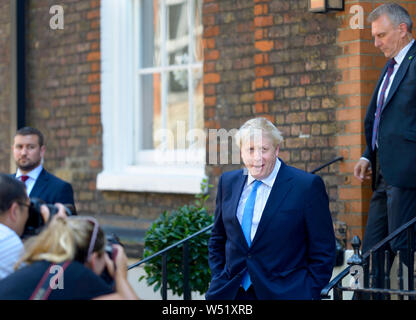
left=0, top=223, right=24, bottom=280
left=236, top=158, right=281, bottom=242
left=15, top=164, right=43, bottom=196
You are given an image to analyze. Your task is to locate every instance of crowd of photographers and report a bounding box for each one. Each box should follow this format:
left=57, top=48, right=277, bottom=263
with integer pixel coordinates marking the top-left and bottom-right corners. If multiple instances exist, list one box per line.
left=0, top=126, right=139, bottom=300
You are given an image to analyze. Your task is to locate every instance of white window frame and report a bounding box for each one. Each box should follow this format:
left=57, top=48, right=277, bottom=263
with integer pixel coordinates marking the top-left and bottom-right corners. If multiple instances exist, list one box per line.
left=97, top=0, right=206, bottom=194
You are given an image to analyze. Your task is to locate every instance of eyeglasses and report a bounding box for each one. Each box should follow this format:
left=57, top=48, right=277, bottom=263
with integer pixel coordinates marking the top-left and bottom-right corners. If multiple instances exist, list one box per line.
left=17, top=201, right=30, bottom=209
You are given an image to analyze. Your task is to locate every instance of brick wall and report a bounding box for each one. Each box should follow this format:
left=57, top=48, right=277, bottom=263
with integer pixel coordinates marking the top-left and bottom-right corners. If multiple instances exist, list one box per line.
left=0, top=0, right=12, bottom=173
left=203, top=0, right=344, bottom=233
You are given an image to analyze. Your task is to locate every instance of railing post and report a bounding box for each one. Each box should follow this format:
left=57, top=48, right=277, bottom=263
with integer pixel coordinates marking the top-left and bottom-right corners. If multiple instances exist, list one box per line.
left=183, top=242, right=191, bottom=300
left=407, top=227, right=415, bottom=300
left=348, top=236, right=364, bottom=299
left=384, top=250, right=391, bottom=300
left=397, top=250, right=403, bottom=300
left=162, top=253, right=168, bottom=300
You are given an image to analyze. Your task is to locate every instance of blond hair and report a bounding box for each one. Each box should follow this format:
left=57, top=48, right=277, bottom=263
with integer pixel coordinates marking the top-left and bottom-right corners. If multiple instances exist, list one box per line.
left=234, top=117, right=284, bottom=149
left=15, top=216, right=105, bottom=269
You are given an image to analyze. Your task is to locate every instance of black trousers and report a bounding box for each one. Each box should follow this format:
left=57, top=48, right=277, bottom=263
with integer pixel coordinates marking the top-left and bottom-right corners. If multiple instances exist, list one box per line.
left=362, top=175, right=416, bottom=254
left=361, top=157, right=416, bottom=292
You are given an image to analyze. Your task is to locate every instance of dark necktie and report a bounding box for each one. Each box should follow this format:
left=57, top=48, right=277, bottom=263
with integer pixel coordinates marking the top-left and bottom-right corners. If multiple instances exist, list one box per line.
left=20, top=175, right=29, bottom=183
left=371, top=58, right=396, bottom=150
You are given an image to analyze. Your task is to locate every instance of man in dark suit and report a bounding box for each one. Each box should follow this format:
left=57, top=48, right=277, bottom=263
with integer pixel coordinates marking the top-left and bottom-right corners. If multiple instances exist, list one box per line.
left=206, top=118, right=335, bottom=300
left=11, top=127, right=75, bottom=208
left=353, top=4, right=416, bottom=277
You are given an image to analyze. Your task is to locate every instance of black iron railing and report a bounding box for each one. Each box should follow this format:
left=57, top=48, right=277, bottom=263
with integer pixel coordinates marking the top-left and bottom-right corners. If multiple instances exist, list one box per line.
left=321, top=215, right=416, bottom=300
left=128, top=156, right=343, bottom=300
left=127, top=224, right=213, bottom=300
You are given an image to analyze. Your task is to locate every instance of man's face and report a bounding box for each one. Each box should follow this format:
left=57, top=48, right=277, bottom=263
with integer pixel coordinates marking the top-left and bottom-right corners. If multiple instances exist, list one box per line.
left=372, top=14, right=407, bottom=58
left=240, top=134, right=279, bottom=180
left=13, top=135, right=45, bottom=173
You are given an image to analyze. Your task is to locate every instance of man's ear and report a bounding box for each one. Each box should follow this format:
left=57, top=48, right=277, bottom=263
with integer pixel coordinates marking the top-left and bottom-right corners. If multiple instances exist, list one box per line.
left=9, top=202, right=20, bottom=223
left=398, top=22, right=409, bottom=37
left=275, top=145, right=280, bottom=157
left=40, top=145, right=46, bottom=158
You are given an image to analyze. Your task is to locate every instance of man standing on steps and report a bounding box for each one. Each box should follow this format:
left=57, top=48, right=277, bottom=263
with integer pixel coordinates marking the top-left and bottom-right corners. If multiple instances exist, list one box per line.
left=11, top=127, right=75, bottom=209
left=353, top=3, right=416, bottom=289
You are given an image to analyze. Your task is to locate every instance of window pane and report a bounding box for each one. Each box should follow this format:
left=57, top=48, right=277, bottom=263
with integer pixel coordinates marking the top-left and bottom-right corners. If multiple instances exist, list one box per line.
left=139, top=73, right=162, bottom=150
left=168, top=2, right=188, bottom=66
left=140, top=0, right=161, bottom=68
left=193, top=0, right=203, bottom=63
left=167, top=70, right=189, bottom=150
left=136, top=0, right=204, bottom=164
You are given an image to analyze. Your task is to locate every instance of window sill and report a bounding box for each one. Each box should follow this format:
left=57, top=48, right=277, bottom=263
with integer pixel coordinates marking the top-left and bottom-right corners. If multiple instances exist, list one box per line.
left=96, top=164, right=207, bottom=194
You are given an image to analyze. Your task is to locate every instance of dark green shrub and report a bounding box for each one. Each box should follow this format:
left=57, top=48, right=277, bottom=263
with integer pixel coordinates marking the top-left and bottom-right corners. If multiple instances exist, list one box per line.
left=139, top=180, right=214, bottom=297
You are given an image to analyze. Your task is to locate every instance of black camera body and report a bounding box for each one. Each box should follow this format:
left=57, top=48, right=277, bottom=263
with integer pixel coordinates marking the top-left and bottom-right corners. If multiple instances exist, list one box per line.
left=101, top=233, right=123, bottom=286
left=22, top=198, right=74, bottom=238
left=105, top=233, right=122, bottom=261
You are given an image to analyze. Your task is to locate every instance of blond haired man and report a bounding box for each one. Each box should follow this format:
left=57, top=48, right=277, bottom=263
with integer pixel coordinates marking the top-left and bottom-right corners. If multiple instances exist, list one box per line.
left=206, top=118, right=335, bottom=300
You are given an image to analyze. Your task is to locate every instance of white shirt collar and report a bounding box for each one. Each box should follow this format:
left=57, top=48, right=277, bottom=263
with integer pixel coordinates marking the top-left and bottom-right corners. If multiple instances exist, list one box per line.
left=247, top=157, right=281, bottom=188
left=394, top=38, right=414, bottom=66
left=0, top=223, right=20, bottom=239
left=16, top=164, right=43, bottom=181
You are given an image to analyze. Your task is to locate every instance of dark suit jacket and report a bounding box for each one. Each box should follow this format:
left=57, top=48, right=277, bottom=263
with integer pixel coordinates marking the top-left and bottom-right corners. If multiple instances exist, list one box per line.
left=206, top=160, right=336, bottom=300
left=363, top=40, right=416, bottom=189
left=13, top=169, right=75, bottom=206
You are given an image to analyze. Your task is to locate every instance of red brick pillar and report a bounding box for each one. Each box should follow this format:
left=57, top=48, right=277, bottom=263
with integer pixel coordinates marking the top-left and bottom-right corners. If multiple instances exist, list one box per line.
left=253, top=0, right=276, bottom=123
left=335, top=2, right=384, bottom=244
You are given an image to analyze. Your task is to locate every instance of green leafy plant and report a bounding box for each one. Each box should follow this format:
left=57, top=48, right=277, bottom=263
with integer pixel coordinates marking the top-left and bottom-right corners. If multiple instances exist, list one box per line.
left=139, top=179, right=214, bottom=297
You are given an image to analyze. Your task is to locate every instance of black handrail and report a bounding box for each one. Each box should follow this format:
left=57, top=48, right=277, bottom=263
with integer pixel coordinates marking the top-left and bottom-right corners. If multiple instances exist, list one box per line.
left=128, top=156, right=343, bottom=300
left=128, top=223, right=213, bottom=270
left=310, top=156, right=344, bottom=174
left=321, top=214, right=416, bottom=299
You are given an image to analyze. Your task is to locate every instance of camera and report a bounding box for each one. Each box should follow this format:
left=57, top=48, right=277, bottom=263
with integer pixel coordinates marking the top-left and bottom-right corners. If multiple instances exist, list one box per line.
left=105, top=233, right=123, bottom=261
left=101, top=233, right=123, bottom=286
left=22, top=197, right=75, bottom=238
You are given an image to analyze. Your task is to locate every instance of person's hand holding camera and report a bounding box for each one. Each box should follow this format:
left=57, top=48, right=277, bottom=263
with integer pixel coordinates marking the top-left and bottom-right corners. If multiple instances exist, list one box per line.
left=39, top=203, right=67, bottom=223
left=101, top=244, right=138, bottom=300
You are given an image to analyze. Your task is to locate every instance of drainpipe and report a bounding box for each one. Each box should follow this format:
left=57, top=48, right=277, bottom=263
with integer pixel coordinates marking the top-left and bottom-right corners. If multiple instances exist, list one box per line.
left=16, top=0, right=26, bottom=129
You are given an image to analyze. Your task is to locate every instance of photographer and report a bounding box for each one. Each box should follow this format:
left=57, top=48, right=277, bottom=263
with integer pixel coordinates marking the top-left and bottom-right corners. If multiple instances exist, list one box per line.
left=0, top=173, right=66, bottom=280
left=0, top=215, right=138, bottom=300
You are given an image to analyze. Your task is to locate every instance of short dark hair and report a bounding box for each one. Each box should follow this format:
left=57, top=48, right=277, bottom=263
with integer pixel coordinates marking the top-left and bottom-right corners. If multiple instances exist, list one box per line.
left=368, top=3, right=413, bottom=33
left=0, top=174, right=27, bottom=215
left=15, top=127, right=44, bottom=147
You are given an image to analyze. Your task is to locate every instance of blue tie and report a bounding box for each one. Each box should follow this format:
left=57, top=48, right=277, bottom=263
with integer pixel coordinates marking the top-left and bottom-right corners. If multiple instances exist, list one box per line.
left=241, top=180, right=262, bottom=290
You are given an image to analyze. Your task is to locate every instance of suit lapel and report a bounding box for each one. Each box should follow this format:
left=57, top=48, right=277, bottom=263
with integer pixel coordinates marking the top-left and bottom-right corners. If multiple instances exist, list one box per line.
left=382, top=41, right=416, bottom=112
left=251, top=161, right=293, bottom=247
left=29, top=169, right=49, bottom=198
left=229, top=170, right=248, bottom=246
